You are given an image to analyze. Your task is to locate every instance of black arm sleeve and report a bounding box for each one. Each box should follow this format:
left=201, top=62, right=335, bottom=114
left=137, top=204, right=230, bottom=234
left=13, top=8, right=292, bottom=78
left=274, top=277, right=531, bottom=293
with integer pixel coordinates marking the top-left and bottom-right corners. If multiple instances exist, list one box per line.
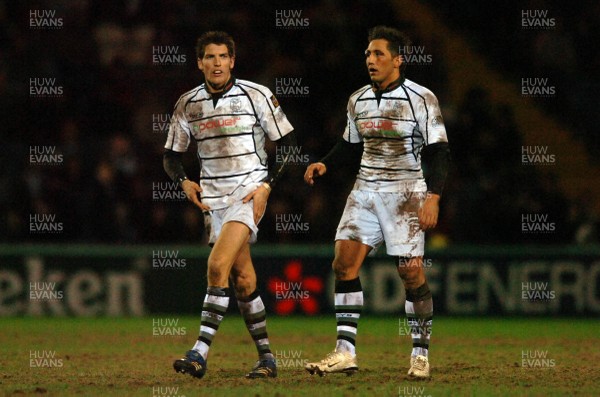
left=421, top=142, right=450, bottom=196
left=163, top=149, right=188, bottom=186
left=319, top=138, right=363, bottom=170
left=265, top=131, right=297, bottom=188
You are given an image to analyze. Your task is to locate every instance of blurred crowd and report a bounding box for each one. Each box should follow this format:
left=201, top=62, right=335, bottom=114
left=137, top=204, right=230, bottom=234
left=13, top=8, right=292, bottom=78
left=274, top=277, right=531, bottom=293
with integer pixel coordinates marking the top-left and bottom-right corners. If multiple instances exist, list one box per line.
left=1, top=0, right=597, bottom=245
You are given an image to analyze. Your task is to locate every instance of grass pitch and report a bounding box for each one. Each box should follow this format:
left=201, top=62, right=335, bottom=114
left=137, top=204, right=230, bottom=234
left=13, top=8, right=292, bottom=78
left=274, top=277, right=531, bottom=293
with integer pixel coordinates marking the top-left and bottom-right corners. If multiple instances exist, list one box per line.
left=1, top=316, right=599, bottom=396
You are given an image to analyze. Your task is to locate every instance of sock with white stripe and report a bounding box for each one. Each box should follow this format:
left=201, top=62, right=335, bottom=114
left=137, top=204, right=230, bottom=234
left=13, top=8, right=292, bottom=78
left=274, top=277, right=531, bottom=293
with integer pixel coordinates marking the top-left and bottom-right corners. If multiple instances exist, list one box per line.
left=192, top=286, right=230, bottom=360
left=237, top=290, right=273, bottom=360
left=334, top=277, right=363, bottom=356
left=405, top=281, right=433, bottom=358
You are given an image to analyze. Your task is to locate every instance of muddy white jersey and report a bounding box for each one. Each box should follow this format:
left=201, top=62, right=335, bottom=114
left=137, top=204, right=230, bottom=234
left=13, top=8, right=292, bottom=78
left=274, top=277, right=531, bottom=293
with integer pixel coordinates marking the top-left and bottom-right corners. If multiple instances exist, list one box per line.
left=165, top=78, right=293, bottom=209
left=343, top=78, right=447, bottom=192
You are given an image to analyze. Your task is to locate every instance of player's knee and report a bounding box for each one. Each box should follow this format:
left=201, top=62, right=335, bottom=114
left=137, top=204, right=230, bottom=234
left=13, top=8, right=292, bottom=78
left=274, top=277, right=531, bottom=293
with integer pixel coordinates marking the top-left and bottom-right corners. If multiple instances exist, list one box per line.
left=397, top=257, right=424, bottom=289
left=332, top=257, right=356, bottom=280
left=231, top=272, right=253, bottom=294
left=207, top=260, right=228, bottom=283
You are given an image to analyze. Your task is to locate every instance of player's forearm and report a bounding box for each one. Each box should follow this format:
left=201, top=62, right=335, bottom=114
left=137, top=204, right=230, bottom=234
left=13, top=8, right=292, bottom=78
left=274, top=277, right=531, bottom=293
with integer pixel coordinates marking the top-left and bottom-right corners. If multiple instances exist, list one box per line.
left=421, top=142, right=450, bottom=196
left=319, top=139, right=363, bottom=170
left=163, top=150, right=189, bottom=186
left=265, top=131, right=297, bottom=189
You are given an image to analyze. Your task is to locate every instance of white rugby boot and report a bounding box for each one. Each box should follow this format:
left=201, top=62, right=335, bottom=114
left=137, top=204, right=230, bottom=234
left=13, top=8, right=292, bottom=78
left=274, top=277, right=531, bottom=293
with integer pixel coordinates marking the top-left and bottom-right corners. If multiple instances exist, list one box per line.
left=305, top=350, right=358, bottom=376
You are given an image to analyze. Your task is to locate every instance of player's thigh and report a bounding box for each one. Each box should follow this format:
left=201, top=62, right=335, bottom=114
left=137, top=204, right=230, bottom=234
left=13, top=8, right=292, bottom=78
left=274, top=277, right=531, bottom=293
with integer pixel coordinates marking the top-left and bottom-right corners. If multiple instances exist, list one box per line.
left=335, top=190, right=384, bottom=251
left=208, top=221, right=252, bottom=269
left=377, top=189, right=426, bottom=257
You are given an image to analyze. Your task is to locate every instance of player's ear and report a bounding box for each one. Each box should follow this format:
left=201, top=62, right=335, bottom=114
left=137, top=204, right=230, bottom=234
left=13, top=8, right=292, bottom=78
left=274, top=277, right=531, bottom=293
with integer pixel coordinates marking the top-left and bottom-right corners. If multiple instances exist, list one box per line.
left=197, top=58, right=203, bottom=72
left=230, top=55, right=235, bottom=70
left=394, top=53, right=402, bottom=69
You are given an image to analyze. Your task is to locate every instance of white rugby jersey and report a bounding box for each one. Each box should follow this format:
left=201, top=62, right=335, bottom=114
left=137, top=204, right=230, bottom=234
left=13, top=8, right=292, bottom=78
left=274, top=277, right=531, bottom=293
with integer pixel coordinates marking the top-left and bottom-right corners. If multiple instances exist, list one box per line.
left=165, top=78, right=293, bottom=209
left=343, top=78, right=448, bottom=192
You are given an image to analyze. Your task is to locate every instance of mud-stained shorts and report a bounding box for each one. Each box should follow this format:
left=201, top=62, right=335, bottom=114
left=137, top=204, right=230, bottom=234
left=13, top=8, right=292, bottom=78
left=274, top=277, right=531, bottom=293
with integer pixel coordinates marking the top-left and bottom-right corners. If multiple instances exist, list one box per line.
left=203, top=200, right=260, bottom=245
left=335, top=180, right=427, bottom=257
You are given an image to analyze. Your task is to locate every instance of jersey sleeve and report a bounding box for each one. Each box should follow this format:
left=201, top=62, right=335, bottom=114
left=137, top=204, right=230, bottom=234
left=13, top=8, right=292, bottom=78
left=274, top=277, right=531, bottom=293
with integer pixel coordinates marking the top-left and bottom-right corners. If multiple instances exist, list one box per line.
left=256, top=86, right=293, bottom=141
left=418, top=90, right=448, bottom=145
left=164, top=97, right=192, bottom=153
left=342, top=98, right=363, bottom=143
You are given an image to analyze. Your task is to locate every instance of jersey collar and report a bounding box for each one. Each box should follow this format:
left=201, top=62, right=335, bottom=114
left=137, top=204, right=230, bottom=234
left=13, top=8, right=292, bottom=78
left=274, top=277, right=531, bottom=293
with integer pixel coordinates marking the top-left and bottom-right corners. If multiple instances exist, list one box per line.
left=204, top=75, right=236, bottom=96
left=372, top=76, right=405, bottom=94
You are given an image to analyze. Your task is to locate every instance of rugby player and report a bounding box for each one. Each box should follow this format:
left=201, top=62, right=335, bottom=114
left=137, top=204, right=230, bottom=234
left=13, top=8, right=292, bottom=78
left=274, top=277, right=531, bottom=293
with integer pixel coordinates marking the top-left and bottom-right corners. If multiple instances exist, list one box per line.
left=304, top=26, right=450, bottom=379
left=163, top=31, right=295, bottom=379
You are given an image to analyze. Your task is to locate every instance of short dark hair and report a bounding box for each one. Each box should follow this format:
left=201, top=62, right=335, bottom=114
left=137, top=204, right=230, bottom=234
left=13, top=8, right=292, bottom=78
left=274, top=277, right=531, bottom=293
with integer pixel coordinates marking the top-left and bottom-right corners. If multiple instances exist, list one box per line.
left=368, top=26, right=411, bottom=77
left=195, top=31, right=235, bottom=59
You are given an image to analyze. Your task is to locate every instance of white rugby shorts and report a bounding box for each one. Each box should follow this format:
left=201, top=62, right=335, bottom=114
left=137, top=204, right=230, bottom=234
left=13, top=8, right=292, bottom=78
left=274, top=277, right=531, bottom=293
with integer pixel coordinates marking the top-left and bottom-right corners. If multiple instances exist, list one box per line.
left=335, top=180, right=427, bottom=257
left=203, top=199, right=261, bottom=245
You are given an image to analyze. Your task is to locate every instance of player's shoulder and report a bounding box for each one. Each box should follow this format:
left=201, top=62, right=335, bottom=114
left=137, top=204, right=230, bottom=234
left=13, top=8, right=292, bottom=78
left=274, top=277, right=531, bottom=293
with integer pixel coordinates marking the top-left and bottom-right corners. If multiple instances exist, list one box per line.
left=234, top=79, right=272, bottom=96
left=174, top=83, right=206, bottom=108
left=349, top=84, right=372, bottom=101
left=402, top=78, right=437, bottom=100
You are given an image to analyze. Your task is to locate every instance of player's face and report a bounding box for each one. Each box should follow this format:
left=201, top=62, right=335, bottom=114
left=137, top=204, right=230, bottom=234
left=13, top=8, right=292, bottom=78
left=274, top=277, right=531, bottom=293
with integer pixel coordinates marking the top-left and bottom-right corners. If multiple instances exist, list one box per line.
left=365, top=39, right=401, bottom=89
left=198, top=44, right=235, bottom=92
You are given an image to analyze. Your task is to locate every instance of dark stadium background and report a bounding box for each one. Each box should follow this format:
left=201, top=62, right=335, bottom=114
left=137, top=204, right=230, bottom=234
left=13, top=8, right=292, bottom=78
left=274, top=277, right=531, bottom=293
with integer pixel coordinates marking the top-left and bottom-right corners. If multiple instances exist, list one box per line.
left=2, top=1, right=599, bottom=314
left=3, top=0, right=598, bottom=246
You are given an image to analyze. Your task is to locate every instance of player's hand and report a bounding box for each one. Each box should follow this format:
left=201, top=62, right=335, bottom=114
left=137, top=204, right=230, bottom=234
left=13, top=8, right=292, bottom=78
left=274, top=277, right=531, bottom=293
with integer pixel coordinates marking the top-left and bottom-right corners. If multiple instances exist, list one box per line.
left=304, top=162, right=327, bottom=186
left=418, top=193, right=440, bottom=230
left=181, top=180, right=210, bottom=211
left=242, top=184, right=270, bottom=225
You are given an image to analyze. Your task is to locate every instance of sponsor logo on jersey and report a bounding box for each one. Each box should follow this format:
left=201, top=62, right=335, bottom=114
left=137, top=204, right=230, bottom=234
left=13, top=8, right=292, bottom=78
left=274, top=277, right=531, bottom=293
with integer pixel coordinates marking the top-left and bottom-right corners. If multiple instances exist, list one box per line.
left=358, top=120, right=397, bottom=131
left=196, top=117, right=241, bottom=131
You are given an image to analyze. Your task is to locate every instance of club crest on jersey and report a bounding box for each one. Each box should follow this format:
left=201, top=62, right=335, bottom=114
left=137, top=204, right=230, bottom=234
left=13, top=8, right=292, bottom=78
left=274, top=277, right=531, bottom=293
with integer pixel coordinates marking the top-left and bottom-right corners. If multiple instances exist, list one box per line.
left=230, top=98, right=242, bottom=113
left=431, top=115, right=443, bottom=127
left=270, top=95, right=280, bottom=108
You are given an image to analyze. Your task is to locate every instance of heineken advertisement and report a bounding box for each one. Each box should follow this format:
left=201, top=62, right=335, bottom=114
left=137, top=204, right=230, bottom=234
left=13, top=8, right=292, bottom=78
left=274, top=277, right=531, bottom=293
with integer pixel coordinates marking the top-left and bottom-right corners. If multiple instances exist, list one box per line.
left=0, top=245, right=599, bottom=316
